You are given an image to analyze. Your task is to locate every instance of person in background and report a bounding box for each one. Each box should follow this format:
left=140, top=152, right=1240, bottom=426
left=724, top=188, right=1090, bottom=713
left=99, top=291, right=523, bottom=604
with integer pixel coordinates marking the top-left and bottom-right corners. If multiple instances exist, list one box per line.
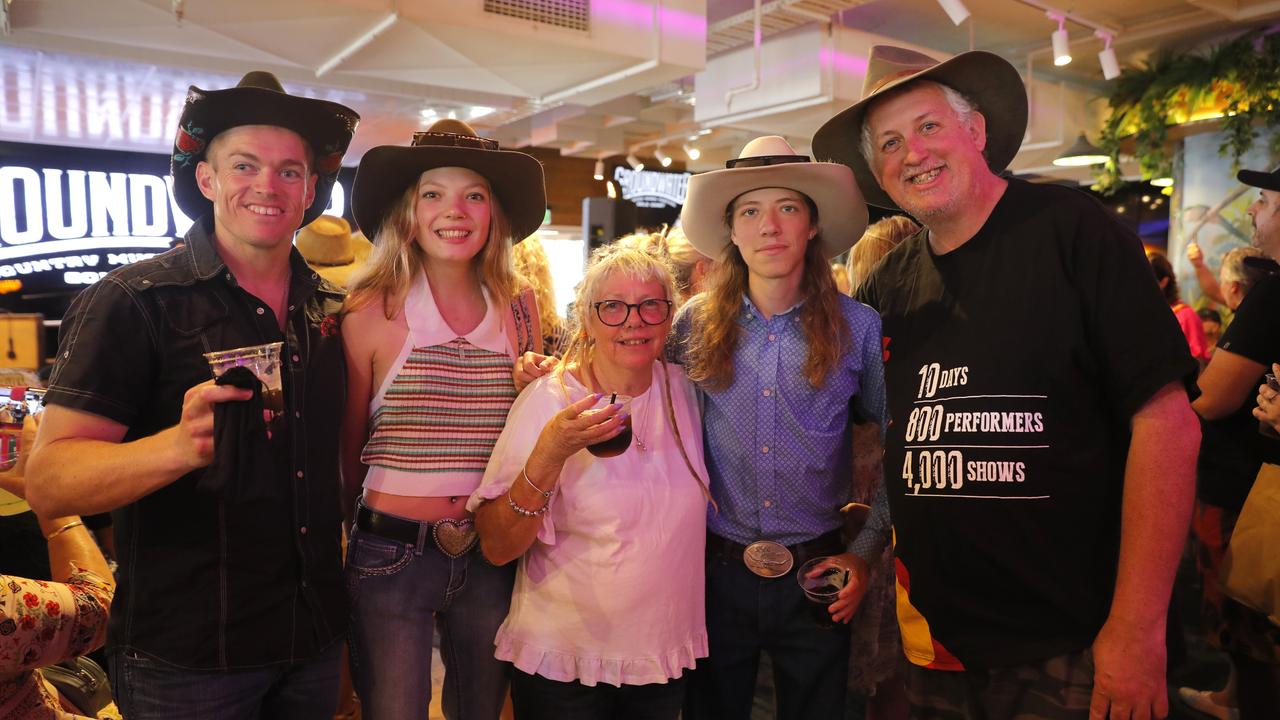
left=817, top=44, right=1199, bottom=719
left=512, top=235, right=565, bottom=354
left=472, top=242, right=710, bottom=719
left=340, top=118, right=546, bottom=720
left=663, top=227, right=715, bottom=308
left=1187, top=167, right=1280, bottom=720
left=830, top=262, right=851, bottom=295
left=1150, top=251, right=1211, bottom=367
left=842, top=214, right=921, bottom=720
left=25, top=70, right=360, bottom=720
left=1200, top=308, right=1223, bottom=359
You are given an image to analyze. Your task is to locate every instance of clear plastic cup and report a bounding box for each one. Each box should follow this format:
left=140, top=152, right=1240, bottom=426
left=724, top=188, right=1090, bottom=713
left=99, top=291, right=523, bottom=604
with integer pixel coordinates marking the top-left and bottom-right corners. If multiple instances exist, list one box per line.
left=203, top=342, right=285, bottom=418
left=585, top=393, right=633, bottom=458
left=797, top=556, right=849, bottom=627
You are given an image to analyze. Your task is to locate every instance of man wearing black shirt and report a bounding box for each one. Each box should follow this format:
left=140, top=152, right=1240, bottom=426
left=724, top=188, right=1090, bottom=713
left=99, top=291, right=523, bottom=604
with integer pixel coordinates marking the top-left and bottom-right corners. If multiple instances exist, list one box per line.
left=1190, top=166, right=1280, bottom=718
left=26, top=72, right=359, bottom=719
left=814, top=45, right=1200, bottom=718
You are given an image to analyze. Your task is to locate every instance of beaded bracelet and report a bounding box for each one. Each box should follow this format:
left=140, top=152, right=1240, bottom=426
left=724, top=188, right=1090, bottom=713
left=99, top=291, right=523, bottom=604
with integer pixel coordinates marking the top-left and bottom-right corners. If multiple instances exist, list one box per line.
left=507, top=492, right=550, bottom=518
left=521, top=466, right=554, bottom=499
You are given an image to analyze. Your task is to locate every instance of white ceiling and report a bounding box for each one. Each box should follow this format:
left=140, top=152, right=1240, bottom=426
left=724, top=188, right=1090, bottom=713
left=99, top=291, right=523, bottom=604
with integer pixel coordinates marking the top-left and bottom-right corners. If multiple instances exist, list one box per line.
left=1, top=0, right=1278, bottom=181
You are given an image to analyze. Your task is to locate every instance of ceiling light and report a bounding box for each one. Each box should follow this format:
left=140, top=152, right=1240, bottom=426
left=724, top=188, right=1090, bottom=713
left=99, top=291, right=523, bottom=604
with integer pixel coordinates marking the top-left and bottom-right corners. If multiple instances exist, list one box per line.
left=626, top=154, right=644, bottom=171
left=1151, top=177, right=1174, bottom=188
left=593, top=159, right=605, bottom=181
left=1050, top=13, right=1071, bottom=67
left=1052, top=132, right=1108, bottom=167
left=936, top=0, right=969, bottom=25
left=684, top=144, right=701, bottom=161
left=1095, top=31, right=1121, bottom=80
left=446, top=110, right=458, bottom=120
left=469, top=105, right=495, bottom=119
left=606, top=181, right=617, bottom=199
left=419, top=108, right=437, bottom=121
left=655, top=148, right=672, bottom=168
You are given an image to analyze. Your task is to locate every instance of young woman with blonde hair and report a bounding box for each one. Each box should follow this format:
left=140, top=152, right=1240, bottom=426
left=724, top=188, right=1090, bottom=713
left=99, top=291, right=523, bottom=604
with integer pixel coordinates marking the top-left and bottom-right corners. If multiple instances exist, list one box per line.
left=340, top=119, right=546, bottom=720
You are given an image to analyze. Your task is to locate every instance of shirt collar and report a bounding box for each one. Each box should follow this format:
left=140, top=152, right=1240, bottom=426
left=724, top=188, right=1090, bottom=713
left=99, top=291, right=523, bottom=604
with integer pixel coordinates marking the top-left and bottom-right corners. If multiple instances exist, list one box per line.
left=186, top=216, right=323, bottom=297
left=741, top=294, right=804, bottom=321
left=404, top=270, right=508, bottom=354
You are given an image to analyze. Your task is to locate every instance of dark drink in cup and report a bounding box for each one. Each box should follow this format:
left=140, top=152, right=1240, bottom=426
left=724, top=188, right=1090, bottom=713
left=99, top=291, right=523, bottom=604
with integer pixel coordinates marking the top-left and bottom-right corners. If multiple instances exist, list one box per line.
left=797, top=556, right=847, bottom=628
left=204, top=342, right=285, bottom=425
left=587, top=415, right=632, bottom=458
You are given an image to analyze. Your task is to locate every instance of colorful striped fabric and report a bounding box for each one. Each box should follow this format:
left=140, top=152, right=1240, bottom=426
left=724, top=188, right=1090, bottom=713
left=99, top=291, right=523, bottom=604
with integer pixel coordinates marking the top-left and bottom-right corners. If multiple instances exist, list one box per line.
left=361, top=338, right=517, bottom=474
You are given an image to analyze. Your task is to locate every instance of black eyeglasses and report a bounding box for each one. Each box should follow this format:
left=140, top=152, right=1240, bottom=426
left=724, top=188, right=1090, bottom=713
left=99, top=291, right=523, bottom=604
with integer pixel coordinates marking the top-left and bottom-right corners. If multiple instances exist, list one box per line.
left=592, top=299, right=673, bottom=327
left=410, top=131, right=500, bottom=150
left=725, top=154, right=811, bottom=169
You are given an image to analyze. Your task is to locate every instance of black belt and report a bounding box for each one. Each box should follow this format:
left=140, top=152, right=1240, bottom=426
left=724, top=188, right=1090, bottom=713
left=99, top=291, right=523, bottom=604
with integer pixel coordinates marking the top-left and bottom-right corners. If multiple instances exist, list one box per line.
left=354, top=503, right=478, bottom=559
left=706, top=530, right=844, bottom=572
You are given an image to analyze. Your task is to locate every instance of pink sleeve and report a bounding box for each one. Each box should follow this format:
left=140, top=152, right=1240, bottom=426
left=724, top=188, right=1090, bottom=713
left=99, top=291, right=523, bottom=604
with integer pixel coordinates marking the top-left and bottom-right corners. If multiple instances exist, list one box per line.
left=1175, top=305, right=1209, bottom=362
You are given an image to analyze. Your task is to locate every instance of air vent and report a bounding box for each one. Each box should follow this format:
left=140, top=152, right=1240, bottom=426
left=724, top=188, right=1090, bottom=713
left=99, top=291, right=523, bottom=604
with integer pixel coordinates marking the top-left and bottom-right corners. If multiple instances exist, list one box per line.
left=484, top=0, right=590, bottom=31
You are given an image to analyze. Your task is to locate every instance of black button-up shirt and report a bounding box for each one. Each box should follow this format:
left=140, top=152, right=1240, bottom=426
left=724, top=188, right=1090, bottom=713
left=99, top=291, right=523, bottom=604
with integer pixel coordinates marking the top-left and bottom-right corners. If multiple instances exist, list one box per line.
left=45, top=217, right=348, bottom=669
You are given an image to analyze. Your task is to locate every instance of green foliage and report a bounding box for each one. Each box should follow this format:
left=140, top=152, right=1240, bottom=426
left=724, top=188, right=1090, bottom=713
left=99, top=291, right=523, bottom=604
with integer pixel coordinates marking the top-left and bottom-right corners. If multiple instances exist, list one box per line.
left=1094, top=31, right=1280, bottom=194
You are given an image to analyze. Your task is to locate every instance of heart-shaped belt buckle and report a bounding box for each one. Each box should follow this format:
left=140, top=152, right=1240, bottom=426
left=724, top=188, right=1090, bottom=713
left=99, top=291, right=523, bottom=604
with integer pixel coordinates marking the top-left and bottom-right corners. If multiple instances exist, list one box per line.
left=432, top=519, right=478, bottom=559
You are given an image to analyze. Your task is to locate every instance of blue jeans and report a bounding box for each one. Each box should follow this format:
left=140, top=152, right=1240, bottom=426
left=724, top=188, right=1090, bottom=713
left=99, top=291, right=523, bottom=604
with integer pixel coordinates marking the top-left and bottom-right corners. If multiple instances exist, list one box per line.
left=685, top=545, right=851, bottom=720
left=510, top=668, right=687, bottom=720
left=346, top=524, right=515, bottom=720
left=108, top=642, right=343, bottom=720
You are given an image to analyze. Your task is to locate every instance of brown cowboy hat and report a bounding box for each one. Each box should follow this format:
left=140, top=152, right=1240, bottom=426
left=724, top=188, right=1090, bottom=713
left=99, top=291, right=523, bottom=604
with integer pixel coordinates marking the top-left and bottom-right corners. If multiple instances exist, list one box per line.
left=295, top=215, right=373, bottom=288
left=170, top=70, right=360, bottom=227
left=351, top=119, right=546, bottom=242
left=812, top=45, right=1028, bottom=209
left=680, top=135, right=867, bottom=260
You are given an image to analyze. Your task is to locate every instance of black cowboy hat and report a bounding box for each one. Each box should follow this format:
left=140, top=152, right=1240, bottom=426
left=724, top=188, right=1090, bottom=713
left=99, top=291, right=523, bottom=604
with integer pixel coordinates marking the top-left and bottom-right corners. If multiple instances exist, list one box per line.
left=170, top=70, right=360, bottom=228
left=1239, top=167, right=1280, bottom=193
left=352, top=119, right=547, bottom=242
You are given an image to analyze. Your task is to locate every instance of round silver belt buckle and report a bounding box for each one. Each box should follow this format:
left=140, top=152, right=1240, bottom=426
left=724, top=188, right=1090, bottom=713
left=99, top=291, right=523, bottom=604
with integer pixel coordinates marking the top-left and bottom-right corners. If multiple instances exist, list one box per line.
left=743, top=540, right=794, bottom=578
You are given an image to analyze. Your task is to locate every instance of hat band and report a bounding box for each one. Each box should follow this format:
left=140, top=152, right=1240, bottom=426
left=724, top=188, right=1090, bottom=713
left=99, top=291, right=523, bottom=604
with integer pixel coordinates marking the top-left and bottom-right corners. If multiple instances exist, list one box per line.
left=411, top=131, right=499, bottom=150
left=725, top=154, right=811, bottom=170
left=867, top=66, right=932, bottom=96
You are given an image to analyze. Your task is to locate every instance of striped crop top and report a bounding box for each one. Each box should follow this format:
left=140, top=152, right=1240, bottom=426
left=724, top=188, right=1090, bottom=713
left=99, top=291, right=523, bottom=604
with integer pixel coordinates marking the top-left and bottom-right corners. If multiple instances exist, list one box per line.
left=360, top=272, right=519, bottom=497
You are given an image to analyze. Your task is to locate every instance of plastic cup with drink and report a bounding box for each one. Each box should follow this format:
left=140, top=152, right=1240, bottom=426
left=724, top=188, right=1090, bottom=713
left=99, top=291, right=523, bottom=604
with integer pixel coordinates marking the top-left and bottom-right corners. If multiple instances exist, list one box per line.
left=797, top=556, right=849, bottom=628
left=585, top=393, right=632, bottom=458
left=203, top=342, right=285, bottom=426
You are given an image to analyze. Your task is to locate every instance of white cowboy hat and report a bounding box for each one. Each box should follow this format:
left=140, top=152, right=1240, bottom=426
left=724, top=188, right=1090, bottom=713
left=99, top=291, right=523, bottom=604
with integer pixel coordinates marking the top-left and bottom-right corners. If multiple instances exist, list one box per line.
left=680, top=136, right=868, bottom=260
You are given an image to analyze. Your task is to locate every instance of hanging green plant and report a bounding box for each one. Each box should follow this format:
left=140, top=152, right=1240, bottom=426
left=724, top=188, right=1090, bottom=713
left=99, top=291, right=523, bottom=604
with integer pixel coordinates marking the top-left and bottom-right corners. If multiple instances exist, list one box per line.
left=1094, top=30, right=1280, bottom=195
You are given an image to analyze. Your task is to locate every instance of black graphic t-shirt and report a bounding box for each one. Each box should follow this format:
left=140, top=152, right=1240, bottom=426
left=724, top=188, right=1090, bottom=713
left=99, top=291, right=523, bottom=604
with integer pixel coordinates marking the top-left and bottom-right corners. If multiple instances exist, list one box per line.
left=857, top=178, right=1197, bottom=669
left=1202, top=273, right=1280, bottom=510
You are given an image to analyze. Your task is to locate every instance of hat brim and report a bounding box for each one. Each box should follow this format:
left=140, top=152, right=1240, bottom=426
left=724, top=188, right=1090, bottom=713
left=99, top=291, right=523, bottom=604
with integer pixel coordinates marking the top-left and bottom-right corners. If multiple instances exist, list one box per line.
left=170, top=85, right=359, bottom=228
left=305, top=234, right=373, bottom=289
left=1238, top=169, right=1280, bottom=193
left=351, top=145, right=547, bottom=243
left=679, top=162, right=868, bottom=260
left=812, top=51, right=1027, bottom=210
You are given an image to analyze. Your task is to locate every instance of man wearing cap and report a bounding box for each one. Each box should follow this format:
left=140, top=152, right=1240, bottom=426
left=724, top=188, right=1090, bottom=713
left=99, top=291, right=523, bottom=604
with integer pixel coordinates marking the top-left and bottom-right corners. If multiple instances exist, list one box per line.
left=813, top=46, right=1201, bottom=718
left=1190, top=166, right=1280, bottom=717
left=26, top=72, right=359, bottom=718
left=673, top=136, right=890, bottom=718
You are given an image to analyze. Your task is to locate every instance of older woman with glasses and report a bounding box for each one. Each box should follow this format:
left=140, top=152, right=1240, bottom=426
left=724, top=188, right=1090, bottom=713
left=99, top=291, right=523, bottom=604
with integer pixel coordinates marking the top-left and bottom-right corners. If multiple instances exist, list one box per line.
left=471, top=242, right=712, bottom=720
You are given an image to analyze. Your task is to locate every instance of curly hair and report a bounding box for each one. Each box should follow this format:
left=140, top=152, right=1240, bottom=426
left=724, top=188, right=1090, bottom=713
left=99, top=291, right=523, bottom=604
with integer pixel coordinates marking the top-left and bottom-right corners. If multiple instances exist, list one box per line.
left=344, top=174, right=517, bottom=318
left=685, top=196, right=850, bottom=390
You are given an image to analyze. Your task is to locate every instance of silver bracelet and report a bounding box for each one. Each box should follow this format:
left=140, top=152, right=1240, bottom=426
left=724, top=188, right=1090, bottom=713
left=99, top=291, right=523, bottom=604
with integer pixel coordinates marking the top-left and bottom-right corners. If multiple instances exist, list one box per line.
left=507, top=492, right=549, bottom=517
left=521, top=466, right=554, bottom=499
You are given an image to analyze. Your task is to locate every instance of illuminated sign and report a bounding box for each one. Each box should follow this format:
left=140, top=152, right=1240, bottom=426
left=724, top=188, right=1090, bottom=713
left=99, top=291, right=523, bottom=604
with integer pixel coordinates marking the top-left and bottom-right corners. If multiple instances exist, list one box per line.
left=0, top=142, right=348, bottom=297
left=612, top=167, right=690, bottom=209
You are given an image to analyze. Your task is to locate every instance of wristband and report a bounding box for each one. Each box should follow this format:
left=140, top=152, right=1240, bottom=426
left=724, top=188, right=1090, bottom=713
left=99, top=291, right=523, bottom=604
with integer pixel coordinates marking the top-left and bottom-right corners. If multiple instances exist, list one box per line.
left=44, top=520, right=84, bottom=541
left=507, top=492, right=549, bottom=517
left=521, top=466, right=554, bottom=499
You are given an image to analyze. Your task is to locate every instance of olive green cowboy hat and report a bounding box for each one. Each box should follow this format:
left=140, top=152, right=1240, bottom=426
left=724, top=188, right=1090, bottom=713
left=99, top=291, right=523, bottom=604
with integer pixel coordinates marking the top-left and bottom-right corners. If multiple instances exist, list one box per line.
left=170, top=70, right=360, bottom=227
left=352, top=119, right=546, bottom=242
left=812, top=45, right=1027, bottom=209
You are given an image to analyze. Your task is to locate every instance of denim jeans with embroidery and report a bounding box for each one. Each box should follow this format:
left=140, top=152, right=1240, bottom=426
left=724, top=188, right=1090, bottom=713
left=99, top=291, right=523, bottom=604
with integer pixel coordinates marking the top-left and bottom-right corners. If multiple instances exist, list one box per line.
left=346, top=525, right=515, bottom=720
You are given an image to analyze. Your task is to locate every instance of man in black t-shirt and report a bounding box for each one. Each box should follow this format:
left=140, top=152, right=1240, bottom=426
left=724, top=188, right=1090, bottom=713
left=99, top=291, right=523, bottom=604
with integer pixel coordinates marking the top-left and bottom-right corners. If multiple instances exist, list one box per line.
left=813, top=45, right=1201, bottom=719
left=1188, top=166, right=1280, bottom=717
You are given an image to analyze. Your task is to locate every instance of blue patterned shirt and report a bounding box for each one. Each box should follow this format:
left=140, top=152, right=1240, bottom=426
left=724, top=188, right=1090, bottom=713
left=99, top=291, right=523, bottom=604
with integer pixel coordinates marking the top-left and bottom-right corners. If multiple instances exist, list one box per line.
left=673, top=293, right=891, bottom=560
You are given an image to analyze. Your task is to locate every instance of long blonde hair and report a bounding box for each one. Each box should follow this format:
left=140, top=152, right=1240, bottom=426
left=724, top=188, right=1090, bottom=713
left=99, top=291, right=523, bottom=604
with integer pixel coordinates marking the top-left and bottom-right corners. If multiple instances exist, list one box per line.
left=685, top=198, right=850, bottom=390
left=345, top=174, right=517, bottom=318
left=511, top=235, right=562, bottom=342
left=847, top=215, right=920, bottom=294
